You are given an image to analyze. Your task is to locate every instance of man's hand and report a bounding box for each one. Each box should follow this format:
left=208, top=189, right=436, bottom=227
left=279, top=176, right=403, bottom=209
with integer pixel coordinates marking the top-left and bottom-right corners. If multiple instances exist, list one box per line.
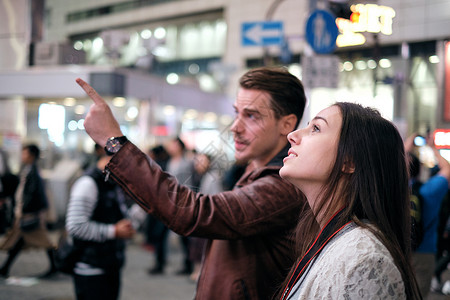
left=76, top=78, right=123, bottom=147
left=114, top=219, right=136, bottom=239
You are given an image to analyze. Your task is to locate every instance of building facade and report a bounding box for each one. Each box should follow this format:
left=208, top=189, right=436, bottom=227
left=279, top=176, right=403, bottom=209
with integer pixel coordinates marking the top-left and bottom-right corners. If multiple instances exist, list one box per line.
left=0, top=0, right=449, bottom=218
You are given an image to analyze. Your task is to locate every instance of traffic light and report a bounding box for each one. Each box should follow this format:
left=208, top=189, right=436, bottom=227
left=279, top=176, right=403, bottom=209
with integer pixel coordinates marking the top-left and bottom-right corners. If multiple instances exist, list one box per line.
left=328, top=1, right=352, bottom=19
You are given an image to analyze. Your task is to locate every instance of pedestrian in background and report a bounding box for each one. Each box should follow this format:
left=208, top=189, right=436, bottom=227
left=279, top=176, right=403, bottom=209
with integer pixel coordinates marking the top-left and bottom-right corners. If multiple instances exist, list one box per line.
left=0, top=144, right=57, bottom=278
left=405, top=134, right=450, bottom=297
left=145, top=144, right=171, bottom=275
left=432, top=211, right=450, bottom=295
left=66, top=146, right=135, bottom=300
left=278, top=103, right=421, bottom=299
left=76, top=66, right=308, bottom=300
left=164, top=136, right=195, bottom=275
left=0, top=149, right=19, bottom=234
left=188, top=152, right=223, bottom=282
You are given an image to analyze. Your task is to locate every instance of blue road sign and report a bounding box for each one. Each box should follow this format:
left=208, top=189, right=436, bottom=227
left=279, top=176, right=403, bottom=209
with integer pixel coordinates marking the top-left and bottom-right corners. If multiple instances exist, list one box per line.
left=241, top=21, right=283, bottom=46
left=305, top=10, right=338, bottom=54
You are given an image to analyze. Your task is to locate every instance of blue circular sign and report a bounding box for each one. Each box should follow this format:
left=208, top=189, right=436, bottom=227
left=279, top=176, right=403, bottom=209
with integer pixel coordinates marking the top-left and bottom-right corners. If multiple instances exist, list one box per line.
left=305, top=9, right=339, bottom=54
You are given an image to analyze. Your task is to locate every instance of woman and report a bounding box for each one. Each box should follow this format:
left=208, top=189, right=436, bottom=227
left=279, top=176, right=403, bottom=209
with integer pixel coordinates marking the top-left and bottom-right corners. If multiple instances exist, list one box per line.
left=278, top=102, right=421, bottom=299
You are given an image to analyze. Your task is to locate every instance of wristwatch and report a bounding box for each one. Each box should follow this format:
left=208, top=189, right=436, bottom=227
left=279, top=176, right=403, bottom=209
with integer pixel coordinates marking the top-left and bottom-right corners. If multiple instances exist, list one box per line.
left=104, top=136, right=128, bottom=156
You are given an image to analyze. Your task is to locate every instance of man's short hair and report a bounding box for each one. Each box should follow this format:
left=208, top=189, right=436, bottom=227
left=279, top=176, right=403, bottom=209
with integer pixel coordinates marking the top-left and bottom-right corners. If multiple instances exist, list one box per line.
left=175, top=136, right=186, bottom=150
left=23, top=144, right=40, bottom=161
left=239, top=67, right=307, bottom=129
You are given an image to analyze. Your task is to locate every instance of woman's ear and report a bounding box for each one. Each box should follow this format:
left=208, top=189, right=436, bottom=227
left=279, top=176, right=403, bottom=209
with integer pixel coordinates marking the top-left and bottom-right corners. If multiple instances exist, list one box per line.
left=342, top=161, right=355, bottom=174
left=280, top=114, right=298, bottom=136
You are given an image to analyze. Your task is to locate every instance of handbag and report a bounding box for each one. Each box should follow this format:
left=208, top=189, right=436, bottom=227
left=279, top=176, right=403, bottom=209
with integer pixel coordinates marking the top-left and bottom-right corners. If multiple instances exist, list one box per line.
left=20, top=214, right=41, bottom=232
left=55, top=230, right=81, bottom=274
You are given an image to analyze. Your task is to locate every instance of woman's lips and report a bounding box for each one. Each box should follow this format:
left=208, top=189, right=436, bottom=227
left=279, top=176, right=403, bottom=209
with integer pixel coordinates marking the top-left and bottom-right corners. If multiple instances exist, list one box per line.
left=283, top=149, right=298, bottom=163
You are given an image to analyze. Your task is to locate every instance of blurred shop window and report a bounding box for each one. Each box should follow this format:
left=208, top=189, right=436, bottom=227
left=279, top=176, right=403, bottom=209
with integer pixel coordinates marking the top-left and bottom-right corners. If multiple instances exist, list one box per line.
left=73, top=19, right=226, bottom=68
left=66, top=0, right=183, bottom=23
left=177, top=20, right=226, bottom=60
left=38, top=104, right=65, bottom=147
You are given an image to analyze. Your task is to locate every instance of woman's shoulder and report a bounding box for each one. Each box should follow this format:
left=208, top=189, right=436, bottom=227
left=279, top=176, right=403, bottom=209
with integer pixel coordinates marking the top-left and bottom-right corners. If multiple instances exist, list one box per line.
left=312, top=225, right=405, bottom=299
left=337, top=224, right=383, bottom=244
left=329, top=225, right=392, bottom=260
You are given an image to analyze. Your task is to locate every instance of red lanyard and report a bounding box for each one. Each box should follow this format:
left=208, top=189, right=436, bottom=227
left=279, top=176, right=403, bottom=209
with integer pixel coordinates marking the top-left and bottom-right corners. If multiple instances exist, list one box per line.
left=280, top=208, right=351, bottom=300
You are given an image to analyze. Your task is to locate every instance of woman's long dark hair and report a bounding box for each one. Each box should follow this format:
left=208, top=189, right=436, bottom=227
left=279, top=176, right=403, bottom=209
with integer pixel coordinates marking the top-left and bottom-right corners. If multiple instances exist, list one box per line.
left=276, top=102, right=421, bottom=299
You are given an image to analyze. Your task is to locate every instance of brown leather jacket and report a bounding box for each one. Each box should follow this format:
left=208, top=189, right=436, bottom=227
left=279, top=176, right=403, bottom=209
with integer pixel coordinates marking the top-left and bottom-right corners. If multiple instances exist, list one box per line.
left=106, top=142, right=306, bottom=300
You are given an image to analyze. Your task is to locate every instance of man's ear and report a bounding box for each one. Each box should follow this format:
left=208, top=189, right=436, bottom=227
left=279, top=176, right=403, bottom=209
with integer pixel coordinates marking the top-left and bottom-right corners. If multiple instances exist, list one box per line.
left=342, top=161, right=355, bottom=174
left=280, top=114, right=298, bottom=135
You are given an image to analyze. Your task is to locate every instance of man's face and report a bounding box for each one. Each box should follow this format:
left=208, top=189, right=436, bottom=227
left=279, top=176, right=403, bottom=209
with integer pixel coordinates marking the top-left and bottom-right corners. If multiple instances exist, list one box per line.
left=21, top=149, right=33, bottom=165
left=166, top=139, right=182, bottom=157
left=230, top=88, right=284, bottom=165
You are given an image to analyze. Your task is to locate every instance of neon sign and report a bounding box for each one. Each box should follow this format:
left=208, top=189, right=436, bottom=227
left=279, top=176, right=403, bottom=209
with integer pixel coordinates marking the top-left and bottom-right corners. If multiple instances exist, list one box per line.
left=336, top=4, right=395, bottom=47
left=434, top=129, right=450, bottom=149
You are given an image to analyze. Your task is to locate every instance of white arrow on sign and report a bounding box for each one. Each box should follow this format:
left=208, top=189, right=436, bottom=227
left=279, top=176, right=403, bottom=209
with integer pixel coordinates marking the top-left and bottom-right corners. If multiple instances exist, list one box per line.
left=242, top=22, right=283, bottom=46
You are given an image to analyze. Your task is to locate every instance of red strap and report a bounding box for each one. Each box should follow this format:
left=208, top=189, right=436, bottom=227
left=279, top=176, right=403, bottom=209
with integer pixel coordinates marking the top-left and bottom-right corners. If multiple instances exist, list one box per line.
left=281, top=208, right=351, bottom=300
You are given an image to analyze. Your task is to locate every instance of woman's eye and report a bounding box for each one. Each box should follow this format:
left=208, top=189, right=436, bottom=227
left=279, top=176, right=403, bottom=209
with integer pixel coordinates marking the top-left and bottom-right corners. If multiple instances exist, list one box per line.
left=312, top=125, right=320, bottom=132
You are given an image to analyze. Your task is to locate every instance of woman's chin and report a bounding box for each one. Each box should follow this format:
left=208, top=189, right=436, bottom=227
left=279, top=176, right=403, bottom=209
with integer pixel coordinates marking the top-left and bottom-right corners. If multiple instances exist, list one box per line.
left=279, top=168, right=293, bottom=182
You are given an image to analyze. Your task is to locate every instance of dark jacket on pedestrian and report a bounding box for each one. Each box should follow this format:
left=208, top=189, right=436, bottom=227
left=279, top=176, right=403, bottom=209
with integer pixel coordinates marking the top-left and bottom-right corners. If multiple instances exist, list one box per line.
left=74, top=167, right=126, bottom=271
left=105, top=142, right=306, bottom=300
left=22, top=164, right=48, bottom=214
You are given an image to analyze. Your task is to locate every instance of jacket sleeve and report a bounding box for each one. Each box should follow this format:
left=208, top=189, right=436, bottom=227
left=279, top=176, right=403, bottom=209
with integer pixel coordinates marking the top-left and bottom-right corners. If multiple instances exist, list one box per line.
left=106, top=142, right=305, bottom=239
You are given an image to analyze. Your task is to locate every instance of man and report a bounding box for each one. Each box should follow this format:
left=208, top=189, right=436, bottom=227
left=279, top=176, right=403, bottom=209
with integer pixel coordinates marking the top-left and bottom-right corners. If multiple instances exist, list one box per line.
left=0, top=149, right=19, bottom=234
left=148, top=137, right=196, bottom=275
left=77, top=67, right=308, bottom=299
left=0, top=144, right=57, bottom=278
left=66, top=145, right=135, bottom=300
left=164, top=136, right=195, bottom=275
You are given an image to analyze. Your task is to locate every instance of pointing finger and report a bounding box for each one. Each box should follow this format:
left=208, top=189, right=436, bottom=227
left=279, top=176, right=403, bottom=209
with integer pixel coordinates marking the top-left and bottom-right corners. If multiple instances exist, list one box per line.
left=76, top=78, right=106, bottom=105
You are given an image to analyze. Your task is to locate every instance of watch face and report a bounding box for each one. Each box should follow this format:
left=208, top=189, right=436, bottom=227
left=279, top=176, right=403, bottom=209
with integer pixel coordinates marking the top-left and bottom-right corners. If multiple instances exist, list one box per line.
left=106, top=137, right=126, bottom=154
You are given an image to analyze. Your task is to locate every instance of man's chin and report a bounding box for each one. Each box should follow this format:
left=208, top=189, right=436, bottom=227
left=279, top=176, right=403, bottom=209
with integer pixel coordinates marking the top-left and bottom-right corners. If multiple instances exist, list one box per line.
left=234, top=151, right=247, bottom=162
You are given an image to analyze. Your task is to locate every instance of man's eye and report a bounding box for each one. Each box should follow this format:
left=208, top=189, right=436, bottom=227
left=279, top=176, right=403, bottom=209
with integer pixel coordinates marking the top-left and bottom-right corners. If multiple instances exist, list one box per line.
left=246, top=112, right=257, bottom=120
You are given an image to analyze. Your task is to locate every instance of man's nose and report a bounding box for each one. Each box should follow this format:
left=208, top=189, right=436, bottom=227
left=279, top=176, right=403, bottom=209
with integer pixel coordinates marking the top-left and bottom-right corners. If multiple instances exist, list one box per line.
left=230, top=117, right=243, bottom=133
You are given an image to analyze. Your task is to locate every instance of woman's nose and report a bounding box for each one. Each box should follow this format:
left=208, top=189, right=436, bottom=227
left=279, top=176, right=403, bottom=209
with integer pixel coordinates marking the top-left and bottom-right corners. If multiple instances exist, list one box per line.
left=287, top=129, right=301, bottom=145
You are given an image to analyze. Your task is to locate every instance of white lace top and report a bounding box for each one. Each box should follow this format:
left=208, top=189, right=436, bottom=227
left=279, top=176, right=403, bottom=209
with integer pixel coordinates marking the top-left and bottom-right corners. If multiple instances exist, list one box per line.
left=287, top=223, right=406, bottom=299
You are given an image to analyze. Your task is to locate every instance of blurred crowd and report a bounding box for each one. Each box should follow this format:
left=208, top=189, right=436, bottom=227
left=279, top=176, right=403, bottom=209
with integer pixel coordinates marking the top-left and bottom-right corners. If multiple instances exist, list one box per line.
left=0, top=137, right=242, bottom=298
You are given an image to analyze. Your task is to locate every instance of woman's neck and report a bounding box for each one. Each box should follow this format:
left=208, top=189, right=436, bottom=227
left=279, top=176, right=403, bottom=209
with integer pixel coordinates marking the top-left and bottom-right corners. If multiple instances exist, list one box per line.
left=308, top=191, right=346, bottom=229
left=316, top=205, right=343, bottom=229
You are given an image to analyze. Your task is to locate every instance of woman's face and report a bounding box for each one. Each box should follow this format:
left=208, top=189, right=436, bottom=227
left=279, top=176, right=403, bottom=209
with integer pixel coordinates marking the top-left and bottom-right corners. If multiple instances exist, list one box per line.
left=280, top=105, right=342, bottom=202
